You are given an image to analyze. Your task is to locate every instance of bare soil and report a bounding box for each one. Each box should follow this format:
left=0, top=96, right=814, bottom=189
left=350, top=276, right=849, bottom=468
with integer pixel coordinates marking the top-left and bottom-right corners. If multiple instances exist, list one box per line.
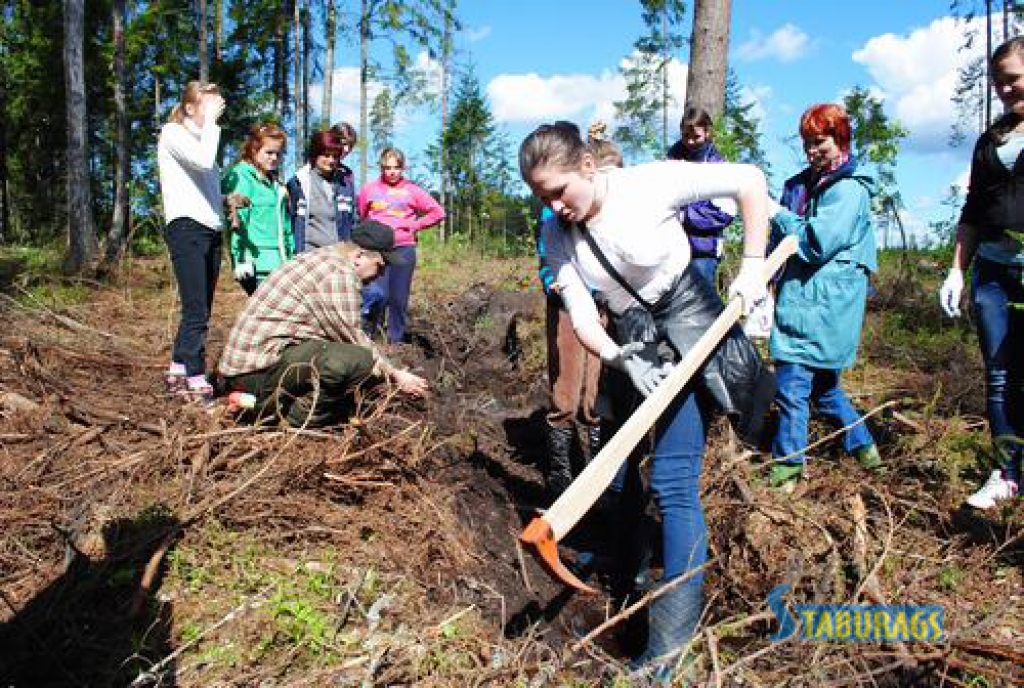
left=0, top=253, right=1020, bottom=687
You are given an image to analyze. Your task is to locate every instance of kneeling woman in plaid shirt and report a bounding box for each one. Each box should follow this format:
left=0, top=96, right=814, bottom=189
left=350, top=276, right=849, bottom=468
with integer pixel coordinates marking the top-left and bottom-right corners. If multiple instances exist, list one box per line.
left=218, top=220, right=429, bottom=427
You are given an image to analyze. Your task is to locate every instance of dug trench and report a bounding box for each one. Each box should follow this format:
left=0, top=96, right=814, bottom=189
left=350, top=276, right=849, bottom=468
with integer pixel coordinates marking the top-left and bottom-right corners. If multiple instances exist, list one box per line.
left=0, top=255, right=1021, bottom=686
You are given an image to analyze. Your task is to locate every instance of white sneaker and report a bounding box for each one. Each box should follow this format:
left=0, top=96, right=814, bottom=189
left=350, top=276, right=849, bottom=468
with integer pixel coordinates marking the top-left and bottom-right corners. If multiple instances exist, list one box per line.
left=966, top=470, right=1019, bottom=510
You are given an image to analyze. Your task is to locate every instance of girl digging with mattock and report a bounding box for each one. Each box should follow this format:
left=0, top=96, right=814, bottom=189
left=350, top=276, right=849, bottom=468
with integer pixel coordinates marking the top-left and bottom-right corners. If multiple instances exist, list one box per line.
left=520, top=121, right=776, bottom=678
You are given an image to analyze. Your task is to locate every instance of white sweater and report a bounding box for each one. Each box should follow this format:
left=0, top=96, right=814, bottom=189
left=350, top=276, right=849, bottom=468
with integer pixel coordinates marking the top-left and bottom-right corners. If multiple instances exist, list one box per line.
left=547, top=161, right=759, bottom=330
left=157, top=119, right=223, bottom=230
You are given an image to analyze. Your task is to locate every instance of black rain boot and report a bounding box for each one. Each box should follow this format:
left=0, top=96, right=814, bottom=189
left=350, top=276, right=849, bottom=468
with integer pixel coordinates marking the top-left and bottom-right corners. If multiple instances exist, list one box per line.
left=586, top=422, right=603, bottom=462
left=545, top=424, right=575, bottom=501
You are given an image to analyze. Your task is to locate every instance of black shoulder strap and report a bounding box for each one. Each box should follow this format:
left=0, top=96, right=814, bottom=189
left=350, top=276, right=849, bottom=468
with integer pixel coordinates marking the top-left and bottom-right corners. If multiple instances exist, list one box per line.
left=578, top=222, right=652, bottom=311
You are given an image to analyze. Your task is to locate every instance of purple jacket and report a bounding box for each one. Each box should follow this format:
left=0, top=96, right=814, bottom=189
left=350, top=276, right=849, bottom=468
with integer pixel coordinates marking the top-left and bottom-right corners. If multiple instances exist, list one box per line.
left=666, top=140, right=735, bottom=256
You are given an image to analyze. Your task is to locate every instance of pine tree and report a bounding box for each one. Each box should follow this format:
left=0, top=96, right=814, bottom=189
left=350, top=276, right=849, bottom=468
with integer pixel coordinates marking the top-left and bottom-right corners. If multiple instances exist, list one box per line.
left=614, top=0, right=686, bottom=159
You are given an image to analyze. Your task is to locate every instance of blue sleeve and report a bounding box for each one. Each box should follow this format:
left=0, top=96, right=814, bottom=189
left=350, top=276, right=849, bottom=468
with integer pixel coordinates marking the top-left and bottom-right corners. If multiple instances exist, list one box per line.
left=771, top=180, right=870, bottom=265
left=684, top=200, right=734, bottom=234
left=286, top=177, right=306, bottom=253
left=536, top=226, right=556, bottom=294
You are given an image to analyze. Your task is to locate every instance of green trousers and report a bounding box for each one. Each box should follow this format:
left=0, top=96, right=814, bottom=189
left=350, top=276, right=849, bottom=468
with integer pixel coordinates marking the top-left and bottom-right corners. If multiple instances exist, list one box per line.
left=227, top=340, right=374, bottom=427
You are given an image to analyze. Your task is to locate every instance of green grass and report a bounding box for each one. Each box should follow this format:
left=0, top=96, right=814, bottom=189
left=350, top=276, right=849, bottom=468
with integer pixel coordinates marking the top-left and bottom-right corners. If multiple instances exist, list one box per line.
left=165, top=522, right=375, bottom=672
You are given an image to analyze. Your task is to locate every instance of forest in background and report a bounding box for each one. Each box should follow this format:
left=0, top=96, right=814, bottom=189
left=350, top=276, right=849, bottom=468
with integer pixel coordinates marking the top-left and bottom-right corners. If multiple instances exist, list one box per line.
left=0, top=0, right=1018, bottom=274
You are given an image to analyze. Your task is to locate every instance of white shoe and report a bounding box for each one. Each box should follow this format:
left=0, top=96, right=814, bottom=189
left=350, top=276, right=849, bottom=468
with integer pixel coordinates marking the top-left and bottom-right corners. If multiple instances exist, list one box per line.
left=966, top=470, right=1019, bottom=510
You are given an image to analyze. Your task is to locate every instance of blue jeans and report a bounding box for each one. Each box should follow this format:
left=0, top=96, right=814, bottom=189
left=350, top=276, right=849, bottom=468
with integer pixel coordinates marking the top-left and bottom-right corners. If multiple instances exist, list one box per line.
left=164, top=218, right=222, bottom=376
left=772, top=362, right=874, bottom=465
left=361, top=245, right=417, bottom=343
left=972, top=258, right=1023, bottom=479
left=651, top=388, right=708, bottom=585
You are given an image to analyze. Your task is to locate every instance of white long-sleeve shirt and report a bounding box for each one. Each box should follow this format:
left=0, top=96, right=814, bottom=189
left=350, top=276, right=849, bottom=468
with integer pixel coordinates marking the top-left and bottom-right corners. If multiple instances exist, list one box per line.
left=157, top=119, right=224, bottom=230
left=546, top=161, right=761, bottom=333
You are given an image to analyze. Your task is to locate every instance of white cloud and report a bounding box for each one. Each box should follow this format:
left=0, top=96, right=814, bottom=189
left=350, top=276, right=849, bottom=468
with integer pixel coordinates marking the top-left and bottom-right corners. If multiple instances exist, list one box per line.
left=464, top=25, right=491, bottom=42
left=735, top=23, right=810, bottom=63
left=488, top=70, right=624, bottom=123
left=488, top=53, right=690, bottom=133
left=308, top=66, right=375, bottom=127
left=852, top=16, right=987, bottom=154
left=309, top=51, right=442, bottom=127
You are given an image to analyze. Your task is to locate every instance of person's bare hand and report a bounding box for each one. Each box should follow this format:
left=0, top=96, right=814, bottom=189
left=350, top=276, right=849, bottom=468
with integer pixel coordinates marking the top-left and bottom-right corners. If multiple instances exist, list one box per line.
left=226, top=192, right=250, bottom=229
left=393, top=369, right=429, bottom=398
left=226, top=192, right=251, bottom=209
left=203, top=93, right=226, bottom=124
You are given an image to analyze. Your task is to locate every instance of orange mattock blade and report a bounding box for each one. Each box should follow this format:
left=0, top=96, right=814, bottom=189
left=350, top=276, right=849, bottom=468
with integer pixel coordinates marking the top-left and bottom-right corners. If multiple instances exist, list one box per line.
left=520, top=515, right=597, bottom=594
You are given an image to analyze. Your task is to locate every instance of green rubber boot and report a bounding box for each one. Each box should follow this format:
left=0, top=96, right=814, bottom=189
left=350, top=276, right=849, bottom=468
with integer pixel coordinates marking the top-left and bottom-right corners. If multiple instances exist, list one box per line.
left=853, top=444, right=883, bottom=472
left=769, top=463, right=804, bottom=492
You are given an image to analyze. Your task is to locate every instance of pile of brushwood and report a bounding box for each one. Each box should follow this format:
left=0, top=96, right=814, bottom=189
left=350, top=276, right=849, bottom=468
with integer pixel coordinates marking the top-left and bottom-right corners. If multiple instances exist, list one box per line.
left=0, top=251, right=1019, bottom=687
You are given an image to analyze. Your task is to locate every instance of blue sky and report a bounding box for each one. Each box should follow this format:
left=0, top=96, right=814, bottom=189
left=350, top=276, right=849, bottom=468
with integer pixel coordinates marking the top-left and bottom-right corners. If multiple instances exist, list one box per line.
left=312, top=1, right=1019, bottom=245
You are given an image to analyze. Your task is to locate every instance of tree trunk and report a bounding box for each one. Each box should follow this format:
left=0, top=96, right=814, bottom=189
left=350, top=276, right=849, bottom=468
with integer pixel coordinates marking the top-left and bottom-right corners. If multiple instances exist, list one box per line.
left=0, top=63, right=9, bottom=243
left=293, top=0, right=304, bottom=148
left=359, top=0, right=370, bottom=186
left=101, top=0, right=130, bottom=271
left=684, top=0, right=731, bottom=119
left=154, top=73, right=161, bottom=129
left=322, top=0, right=336, bottom=127
left=439, top=9, right=452, bottom=241
left=63, top=0, right=98, bottom=273
left=661, top=5, right=669, bottom=151
left=198, top=0, right=208, bottom=82
left=214, top=0, right=223, bottom=69
left=986, top=0, right=993, bottom=127
left=301, top=0, right=310, bottom=136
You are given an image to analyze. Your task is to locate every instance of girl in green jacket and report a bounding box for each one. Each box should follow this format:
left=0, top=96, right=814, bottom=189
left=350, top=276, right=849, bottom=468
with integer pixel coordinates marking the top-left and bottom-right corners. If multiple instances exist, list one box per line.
left=223, top=124, right=294, bottom=295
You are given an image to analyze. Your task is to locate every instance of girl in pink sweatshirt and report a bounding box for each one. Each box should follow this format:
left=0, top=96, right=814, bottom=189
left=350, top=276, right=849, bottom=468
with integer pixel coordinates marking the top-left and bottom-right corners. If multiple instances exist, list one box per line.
left=357, top=147, right=446, bottom=343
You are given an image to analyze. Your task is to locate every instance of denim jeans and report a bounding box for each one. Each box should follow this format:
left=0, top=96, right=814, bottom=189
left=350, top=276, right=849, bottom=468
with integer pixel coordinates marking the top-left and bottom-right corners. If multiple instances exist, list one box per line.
left=651, top=388, right=708, bottom=585
left=164, top=218, right=222, bottom=376
left=772, top=362, right=874, bottom=465
left=361, top=245, right=417, bottom=343
left=972, top=257, right=1023, bottom=478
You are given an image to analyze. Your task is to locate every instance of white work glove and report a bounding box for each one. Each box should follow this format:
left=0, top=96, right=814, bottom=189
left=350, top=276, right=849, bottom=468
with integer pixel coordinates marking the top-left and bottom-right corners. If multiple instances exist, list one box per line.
left=605, top=342, right=672, bottom=397
left=728, top=256, right=768, bottom=316
left=939, top=268, right=964, bottom=318
left=743, top=291, right=775, bottom=339
left=233, top=261, right=255, bottom=281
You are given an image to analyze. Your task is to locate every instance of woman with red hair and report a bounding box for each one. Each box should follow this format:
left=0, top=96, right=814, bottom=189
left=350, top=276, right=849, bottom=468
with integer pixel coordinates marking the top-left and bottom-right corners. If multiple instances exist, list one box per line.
left=767, top=103, right=881, bottom=490
left=222, top=123, right=294, bottom=295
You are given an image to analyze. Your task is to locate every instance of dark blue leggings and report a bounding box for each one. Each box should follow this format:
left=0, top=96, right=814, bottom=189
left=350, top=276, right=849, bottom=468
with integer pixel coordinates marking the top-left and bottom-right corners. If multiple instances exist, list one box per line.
left=164, top=218, right=222, bottom=376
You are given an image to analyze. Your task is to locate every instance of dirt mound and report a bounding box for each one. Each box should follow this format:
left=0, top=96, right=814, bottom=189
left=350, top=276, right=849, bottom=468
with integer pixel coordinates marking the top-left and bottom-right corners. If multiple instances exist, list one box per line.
left=0, top=259, right=1021, bottom=686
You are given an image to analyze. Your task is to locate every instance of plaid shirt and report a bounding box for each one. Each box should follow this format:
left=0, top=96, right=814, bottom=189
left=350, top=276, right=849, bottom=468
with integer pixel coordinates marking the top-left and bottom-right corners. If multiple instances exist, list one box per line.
left=218, top=245, right=394, bottom=378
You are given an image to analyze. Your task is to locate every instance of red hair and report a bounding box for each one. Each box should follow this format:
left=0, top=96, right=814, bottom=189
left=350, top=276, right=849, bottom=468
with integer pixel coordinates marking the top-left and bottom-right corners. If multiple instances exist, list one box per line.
left=241, top=123, right=287, bottom=164
left=306, top=131, right=345, bottom=161
left=799, top=103, right=851, bottom=153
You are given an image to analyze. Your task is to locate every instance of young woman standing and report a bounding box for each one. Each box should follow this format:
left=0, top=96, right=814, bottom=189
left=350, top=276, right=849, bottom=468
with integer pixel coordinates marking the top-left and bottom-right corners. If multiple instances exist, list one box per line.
left=940, top=36, right=1024, bottom=509
left=287, top=125, right=359, bottom=253
left=358, top=147, right=445, bottom=343
left=520, top=121, right=775, bottom=676
left=222, top=123, right=293, bottom=295
left=157, top=81, right=226, bottom=400
left=666, top=106, right=736, bottom=286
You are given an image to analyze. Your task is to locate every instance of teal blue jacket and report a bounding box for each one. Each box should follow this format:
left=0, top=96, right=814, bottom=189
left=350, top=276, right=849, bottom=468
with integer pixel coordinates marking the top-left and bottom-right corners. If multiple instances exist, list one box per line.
left=221, top=162, right=294, bottom=277
left=769, top=158, right=878, bottom=370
